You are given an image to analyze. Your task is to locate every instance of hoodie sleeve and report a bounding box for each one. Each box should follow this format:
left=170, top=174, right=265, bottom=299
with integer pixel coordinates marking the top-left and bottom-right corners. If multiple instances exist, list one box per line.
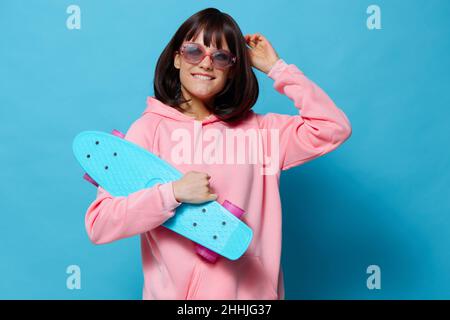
left=256, top=59, right=352, bottom=171
left=84, top=117, right=182, bottom=245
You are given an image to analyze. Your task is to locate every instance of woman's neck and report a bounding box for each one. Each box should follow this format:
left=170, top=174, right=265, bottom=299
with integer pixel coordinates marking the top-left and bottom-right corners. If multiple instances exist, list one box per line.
left=179, top=86, right=213, bottom=121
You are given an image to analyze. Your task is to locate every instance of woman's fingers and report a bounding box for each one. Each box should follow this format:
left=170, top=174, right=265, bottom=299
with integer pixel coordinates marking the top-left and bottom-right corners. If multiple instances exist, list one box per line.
left=245, top=33, right=267, bottom=49
left=208, top=193, right=218, bottom=201
left=245, top=34, right=257, bottom=42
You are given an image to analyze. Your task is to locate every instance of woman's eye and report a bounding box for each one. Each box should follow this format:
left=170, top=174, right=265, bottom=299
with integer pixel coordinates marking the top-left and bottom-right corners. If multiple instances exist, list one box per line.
left=187, top=47, right=203, bottom=56
left=214, top=52, right=229, bottom=62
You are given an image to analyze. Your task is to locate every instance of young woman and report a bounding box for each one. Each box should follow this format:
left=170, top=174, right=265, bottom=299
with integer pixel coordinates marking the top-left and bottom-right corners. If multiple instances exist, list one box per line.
left=85, top=7, right=352, bottom=300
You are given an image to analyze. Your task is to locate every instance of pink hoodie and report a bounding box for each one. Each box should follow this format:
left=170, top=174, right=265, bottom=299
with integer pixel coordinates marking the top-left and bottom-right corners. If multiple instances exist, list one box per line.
left=84, top=59, right=352, bottom=300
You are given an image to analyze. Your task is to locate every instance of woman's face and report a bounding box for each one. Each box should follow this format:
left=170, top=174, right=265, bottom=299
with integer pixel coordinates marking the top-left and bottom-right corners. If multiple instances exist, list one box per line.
left=174, top=30, right=233, bottom=104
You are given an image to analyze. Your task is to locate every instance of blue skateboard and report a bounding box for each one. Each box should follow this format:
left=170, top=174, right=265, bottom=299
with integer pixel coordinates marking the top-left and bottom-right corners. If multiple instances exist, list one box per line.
left=72, top=130, right=253, bottom=261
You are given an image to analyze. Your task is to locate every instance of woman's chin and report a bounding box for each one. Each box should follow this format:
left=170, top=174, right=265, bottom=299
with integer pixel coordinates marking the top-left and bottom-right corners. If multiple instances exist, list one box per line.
left=189, top=92, right=216, bottom=102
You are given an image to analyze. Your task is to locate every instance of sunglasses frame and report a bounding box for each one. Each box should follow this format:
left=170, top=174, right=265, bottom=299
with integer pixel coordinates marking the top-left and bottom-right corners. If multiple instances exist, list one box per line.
left=178, top=42, right=236, bottom=69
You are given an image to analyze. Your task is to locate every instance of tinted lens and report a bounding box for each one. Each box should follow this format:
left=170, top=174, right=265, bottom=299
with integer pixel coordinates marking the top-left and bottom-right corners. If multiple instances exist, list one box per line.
left=183, top=44, right=204, bottom=62
left=212, top=51, right=232, bottom=68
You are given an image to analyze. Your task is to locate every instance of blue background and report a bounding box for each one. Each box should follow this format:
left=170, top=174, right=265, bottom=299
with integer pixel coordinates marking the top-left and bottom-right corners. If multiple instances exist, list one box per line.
left=1, top=0, right=449, bottom=299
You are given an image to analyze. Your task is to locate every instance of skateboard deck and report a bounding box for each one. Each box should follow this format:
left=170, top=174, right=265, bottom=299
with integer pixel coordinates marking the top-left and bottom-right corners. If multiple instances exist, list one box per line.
left=72, top=131, right=253, bottom=260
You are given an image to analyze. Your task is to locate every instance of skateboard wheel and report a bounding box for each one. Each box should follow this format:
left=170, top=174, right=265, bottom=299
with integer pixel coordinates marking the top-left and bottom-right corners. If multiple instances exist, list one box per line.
left=111, top=129, right=125, bottom=139
left=83, top=173, right=99, bottom=187
left=196, top=245, right=219, bottom=263
left=222, top=200, right=245, bottom=219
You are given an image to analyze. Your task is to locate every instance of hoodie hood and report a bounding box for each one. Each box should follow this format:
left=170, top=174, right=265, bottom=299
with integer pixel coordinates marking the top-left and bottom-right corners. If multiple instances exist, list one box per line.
left=143, top=96, right=222, bottom=125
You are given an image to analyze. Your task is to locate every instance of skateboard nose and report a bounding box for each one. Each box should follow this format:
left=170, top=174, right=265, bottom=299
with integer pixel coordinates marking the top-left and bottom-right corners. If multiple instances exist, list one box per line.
left=222, top=224, right=253, bottom=260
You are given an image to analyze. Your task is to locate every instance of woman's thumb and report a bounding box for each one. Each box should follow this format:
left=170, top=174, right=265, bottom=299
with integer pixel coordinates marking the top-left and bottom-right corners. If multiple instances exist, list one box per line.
left=209, top=193, right=218, bottom=201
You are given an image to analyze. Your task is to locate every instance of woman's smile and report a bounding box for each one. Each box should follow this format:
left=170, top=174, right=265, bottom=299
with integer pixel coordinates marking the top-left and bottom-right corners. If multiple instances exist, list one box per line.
left=191, top=73, right=216, bottom=81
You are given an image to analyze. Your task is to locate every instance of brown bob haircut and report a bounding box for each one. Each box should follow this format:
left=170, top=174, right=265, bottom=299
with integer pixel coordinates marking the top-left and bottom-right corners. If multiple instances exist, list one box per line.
left=154, top=7, right=259, bottom=123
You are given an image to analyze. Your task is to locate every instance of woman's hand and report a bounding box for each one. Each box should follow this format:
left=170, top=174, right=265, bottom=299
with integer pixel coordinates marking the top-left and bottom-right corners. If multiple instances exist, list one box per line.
left=244, top=33, right=280, bottom=74
left=172, top=171, right=218, bottom=204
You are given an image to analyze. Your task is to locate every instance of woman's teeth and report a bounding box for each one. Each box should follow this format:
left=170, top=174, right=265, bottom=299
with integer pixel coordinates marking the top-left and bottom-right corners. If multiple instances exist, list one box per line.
left=193, top=74, right=214, bottom=80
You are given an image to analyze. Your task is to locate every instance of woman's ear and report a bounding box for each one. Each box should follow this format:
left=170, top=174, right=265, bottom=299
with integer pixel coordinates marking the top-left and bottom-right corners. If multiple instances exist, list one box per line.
left=174, top=51, right=181, bottom=69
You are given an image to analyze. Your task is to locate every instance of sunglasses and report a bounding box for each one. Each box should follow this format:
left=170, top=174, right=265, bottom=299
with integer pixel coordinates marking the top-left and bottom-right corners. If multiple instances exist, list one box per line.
left=178, top=42, right=236, bottom=69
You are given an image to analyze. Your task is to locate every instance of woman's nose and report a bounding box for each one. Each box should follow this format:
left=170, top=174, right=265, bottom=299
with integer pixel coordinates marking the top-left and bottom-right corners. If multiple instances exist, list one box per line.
left=199, top=54, right=213, bottom=69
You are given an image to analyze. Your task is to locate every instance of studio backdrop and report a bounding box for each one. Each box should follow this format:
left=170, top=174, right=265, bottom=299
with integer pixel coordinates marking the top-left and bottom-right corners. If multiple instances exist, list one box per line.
left=1, top=0, right=449, bottom=299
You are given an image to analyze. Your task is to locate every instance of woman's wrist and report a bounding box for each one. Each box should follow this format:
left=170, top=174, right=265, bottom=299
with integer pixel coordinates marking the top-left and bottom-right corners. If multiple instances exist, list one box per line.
left=172, top=180, right=182, bottom=203
left=264, top=57, right=281, bottom=74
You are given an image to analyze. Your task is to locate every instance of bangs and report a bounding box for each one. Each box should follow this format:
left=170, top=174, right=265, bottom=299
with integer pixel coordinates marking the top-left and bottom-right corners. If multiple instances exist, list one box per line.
left=184, top=18, right=236, bottom=53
